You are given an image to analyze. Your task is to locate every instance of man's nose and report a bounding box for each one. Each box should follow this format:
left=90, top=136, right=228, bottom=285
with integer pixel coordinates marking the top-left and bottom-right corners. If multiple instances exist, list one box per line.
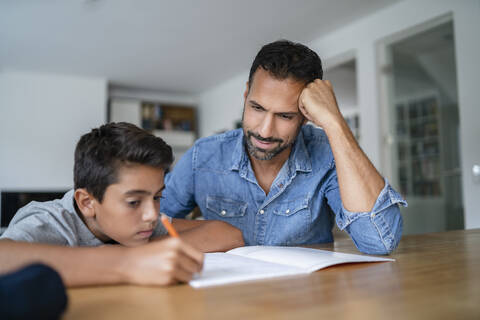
left=258, top=113, right=275, bottom=138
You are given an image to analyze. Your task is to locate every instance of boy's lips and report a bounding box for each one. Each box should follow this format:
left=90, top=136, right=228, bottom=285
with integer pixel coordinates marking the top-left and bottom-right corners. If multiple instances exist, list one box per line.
left=137, top=229, right=153, bottom=238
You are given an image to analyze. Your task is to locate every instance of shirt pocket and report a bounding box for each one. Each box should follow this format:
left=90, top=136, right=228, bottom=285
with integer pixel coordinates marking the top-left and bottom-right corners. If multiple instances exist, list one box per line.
left=272, top=196, right=309, bottom=217
left=206, top=195, right=247, bottom=219
left=269, top=196, right=311, bottom=245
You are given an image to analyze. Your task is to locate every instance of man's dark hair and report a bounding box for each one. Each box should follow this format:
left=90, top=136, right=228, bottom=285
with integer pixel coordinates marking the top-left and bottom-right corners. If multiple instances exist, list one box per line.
left=248, top=39, right=323, bottom=89
left=74, top=122, right=173, bottom=202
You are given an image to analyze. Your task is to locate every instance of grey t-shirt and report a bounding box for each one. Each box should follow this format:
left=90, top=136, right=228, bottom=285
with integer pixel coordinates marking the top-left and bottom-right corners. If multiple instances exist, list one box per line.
left=0, top=190, right=168, bottom=246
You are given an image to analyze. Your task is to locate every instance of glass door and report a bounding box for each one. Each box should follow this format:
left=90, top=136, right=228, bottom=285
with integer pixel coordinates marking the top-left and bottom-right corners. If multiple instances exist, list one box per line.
left=379, top=19, right=463, bottom=234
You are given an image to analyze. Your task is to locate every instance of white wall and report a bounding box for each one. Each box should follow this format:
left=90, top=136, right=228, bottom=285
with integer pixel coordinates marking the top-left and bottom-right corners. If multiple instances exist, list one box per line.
left=0, top=71, right=107, bottom=190
left=198, top=72, right=247, bottom=137
left=197, top=0, right=480, bottom=229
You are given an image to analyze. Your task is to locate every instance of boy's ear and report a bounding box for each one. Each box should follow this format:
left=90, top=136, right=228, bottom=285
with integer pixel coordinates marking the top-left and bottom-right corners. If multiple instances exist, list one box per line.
left=74, top=189, right=96, bottom=218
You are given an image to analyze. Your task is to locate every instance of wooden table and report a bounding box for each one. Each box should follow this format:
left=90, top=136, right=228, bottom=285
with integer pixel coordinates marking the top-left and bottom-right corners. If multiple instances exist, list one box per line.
left=64, top=229, right=480, bottom=320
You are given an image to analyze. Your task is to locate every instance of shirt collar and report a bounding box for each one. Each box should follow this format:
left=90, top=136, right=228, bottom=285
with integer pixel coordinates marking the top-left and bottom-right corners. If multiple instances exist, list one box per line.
left=289, top=128, right=312, bottom=173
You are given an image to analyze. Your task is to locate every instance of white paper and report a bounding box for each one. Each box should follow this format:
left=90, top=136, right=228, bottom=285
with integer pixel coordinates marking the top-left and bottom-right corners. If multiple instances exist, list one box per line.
left=190, top=246, right=394, bottom=288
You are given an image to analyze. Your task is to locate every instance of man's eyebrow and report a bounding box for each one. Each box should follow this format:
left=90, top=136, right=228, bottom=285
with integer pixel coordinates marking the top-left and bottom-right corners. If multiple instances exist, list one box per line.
left=250, top=100, right=299, bottom=115
left=249, top=100, right=266, bottom=110
left=276, top=111, right=300, bottom=116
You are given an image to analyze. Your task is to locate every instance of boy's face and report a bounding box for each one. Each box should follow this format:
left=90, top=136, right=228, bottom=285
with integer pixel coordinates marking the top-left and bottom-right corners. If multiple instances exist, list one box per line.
left=91, top=164, right=165, bottom=247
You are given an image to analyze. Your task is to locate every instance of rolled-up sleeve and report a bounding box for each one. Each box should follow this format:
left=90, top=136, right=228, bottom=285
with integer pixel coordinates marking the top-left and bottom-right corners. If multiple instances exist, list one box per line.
left=326, top=173, right=407, bottom=255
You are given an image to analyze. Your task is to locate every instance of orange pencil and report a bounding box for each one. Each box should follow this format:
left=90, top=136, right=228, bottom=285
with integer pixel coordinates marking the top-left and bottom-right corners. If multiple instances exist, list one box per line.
left=160, top=213, right=179, bottom=237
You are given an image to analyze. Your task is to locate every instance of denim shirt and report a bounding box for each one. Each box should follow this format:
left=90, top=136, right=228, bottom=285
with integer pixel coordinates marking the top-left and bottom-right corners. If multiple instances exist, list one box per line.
left=161, top=125, right=407, bottom=254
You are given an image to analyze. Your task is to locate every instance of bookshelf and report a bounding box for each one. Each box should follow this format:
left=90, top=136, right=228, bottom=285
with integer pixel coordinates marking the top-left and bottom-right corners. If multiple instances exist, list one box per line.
left=395, top=95, right=442, bottom=197
left=140, top=102, right=197, bottom=164
left=109, top=98, right=197, bottom=166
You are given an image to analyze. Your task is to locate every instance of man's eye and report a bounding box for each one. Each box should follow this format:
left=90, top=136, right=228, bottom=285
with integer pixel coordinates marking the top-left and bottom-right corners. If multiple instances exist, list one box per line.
left=252, top=105, right=263, bottom=111
left=279, top=114, right=294, bottom=120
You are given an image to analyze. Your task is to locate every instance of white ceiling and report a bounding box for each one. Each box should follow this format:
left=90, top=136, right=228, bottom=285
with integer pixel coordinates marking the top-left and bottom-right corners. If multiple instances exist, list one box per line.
left=0, top=0, right=401, bottom=94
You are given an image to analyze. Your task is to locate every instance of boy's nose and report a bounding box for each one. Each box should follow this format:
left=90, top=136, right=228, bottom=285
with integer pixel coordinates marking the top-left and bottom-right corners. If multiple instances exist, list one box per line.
left=143, top=202, right=159, bottom=222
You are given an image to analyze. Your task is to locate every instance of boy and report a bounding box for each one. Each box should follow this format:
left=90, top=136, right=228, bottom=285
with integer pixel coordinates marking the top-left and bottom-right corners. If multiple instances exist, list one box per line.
left=0, top=122, right=244, bottom=286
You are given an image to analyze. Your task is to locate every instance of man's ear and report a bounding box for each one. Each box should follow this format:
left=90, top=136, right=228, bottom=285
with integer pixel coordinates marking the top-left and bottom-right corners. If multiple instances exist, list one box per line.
left=74, top=189, right=96, bottom=218
left=244, top=81, right=249, bottom=100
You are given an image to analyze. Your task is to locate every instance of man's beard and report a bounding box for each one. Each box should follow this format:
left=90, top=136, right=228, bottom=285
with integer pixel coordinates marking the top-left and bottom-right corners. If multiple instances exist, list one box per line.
left=244, top=130, right=292, bottom=161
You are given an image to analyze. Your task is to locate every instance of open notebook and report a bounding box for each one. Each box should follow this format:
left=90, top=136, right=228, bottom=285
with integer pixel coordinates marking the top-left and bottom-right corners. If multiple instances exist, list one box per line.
left=190, top=246, right=394, bottom=288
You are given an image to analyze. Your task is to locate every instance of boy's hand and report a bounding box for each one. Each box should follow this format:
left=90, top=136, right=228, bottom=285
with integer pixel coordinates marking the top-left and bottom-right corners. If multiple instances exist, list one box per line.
left=122, top=237, right=204, bottom=286
left=298, top=79, right=343, bottom=130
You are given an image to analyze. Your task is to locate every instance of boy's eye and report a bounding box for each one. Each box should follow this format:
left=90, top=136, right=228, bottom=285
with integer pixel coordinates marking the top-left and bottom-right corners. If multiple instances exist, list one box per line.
left=153, top=195, right=162, bottom=202
left=127, top=200, right=141, bottom=208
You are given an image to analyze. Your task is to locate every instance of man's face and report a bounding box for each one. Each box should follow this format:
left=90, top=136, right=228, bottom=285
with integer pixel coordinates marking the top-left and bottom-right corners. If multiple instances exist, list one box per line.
left=92, top=164, right=165, bottom=247
left=242, top=68, right=305, bottom=161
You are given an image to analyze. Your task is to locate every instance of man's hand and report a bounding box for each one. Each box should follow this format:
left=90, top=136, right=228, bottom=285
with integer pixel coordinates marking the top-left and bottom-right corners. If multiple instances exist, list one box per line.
left=298, top=79, right=343, bottom=129
left=121, top=237, right=204, bottom=286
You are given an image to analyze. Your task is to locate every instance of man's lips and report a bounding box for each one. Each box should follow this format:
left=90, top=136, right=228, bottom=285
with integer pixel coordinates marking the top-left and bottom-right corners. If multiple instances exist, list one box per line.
left=252, top=136, right=276, bottom=149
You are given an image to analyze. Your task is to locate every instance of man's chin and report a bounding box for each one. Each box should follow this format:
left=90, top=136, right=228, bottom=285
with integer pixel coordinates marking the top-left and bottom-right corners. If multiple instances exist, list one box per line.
left=250, top=149, right=275, bottom=161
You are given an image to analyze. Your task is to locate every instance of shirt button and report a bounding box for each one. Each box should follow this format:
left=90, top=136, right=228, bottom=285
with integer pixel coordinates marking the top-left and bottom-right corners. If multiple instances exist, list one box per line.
left=259, top=209, right=265, bottom=214
left=285, top=209, right=290, bottom=214
left=220, top=210, right=227, bottom=216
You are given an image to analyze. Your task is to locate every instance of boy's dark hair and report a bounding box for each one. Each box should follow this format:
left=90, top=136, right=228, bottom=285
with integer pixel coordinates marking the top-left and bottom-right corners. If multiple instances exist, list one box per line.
left=248, top=39, right=323, bottom=89
left=74, top=122, right=173, bottom=202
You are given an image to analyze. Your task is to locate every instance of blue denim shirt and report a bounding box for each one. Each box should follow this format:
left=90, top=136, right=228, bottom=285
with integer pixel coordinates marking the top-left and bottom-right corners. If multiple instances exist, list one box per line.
left=161, top=125, right=407, bottom=254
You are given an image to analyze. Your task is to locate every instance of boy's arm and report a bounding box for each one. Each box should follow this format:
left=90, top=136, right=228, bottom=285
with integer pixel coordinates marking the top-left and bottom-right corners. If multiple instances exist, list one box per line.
left=0, top=237, right=203, bottom=287
left=166, top=219, right=244, bottom=252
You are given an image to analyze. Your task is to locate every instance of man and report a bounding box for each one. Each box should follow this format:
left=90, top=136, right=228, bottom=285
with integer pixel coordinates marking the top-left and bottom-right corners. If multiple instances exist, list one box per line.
left=0, top=122, right=244, bottom=286
left=161, top=40, right=406, bottom=254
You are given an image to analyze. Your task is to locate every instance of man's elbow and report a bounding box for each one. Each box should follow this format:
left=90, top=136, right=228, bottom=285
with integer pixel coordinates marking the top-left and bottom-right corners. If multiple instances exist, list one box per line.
left=212, top=220, right=245, bottom=250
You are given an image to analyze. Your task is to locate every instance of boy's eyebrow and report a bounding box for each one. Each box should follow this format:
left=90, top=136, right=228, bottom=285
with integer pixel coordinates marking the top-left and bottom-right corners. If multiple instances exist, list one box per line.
left=124, top=190, right=150, bottom=196
left=124, top=185, right=165, bottom=196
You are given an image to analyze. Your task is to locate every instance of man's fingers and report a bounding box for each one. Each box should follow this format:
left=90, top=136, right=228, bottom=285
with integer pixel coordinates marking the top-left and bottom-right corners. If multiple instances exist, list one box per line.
left=324, top=79, right=333, bottom=89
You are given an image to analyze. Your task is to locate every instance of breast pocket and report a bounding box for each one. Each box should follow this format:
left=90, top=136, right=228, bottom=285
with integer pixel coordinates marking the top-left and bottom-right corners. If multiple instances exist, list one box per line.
left=270, top=196, right=311, bottom=245
left=205, top=195, right=247, bottom=228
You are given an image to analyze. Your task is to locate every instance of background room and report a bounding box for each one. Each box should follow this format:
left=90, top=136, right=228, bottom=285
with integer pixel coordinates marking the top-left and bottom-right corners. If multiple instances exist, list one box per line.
left=1, top=0, right=479, bottom=235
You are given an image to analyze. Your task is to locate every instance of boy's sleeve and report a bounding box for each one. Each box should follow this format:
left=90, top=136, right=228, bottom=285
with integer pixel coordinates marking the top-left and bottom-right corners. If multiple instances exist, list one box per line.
left=160, top=146, right=197, bottom=218
left=0, top=209, right=69, bottom=245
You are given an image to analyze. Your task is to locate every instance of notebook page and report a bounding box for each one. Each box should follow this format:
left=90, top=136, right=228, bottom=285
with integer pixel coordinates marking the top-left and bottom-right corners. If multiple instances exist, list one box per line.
left=227, top=246, right=394, bottom=272
left=189, top=252, right=308, bottom=288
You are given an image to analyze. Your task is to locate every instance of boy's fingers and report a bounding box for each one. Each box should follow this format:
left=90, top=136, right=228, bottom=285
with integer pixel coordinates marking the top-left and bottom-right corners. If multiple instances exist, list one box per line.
left=173, top=266, right=195, bottom=283
left=177, top=251, right=203, bottom=274
left=178, top=242, right=204, bottom=270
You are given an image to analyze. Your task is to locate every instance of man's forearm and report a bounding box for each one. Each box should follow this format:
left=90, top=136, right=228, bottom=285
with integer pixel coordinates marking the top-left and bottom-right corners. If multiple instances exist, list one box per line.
left=0, top=240, right=128, bottom=287
left=323, top=118, right=385, bottom=212
left=172, top=219, right=245, bottom=252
